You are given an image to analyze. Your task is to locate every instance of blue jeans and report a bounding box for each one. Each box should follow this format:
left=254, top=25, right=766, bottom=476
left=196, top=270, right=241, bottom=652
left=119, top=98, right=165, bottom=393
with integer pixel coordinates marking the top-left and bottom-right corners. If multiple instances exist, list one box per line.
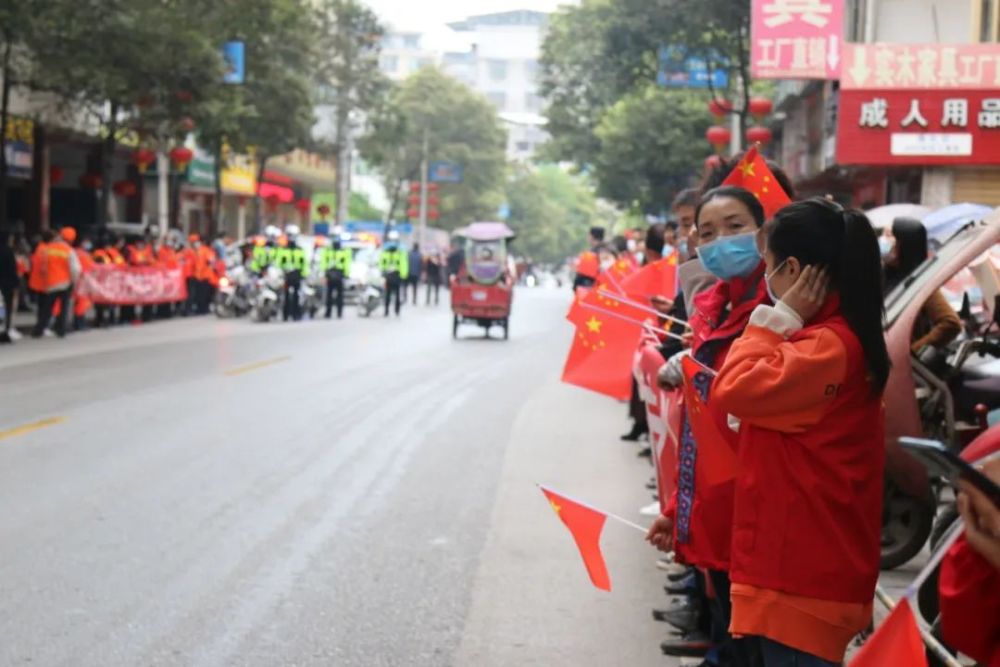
left=760, top=638, right=839, bottom=667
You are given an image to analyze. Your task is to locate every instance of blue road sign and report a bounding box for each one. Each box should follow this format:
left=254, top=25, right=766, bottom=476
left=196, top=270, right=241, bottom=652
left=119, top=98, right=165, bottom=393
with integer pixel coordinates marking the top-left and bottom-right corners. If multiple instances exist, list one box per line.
left=223, top=41, right=245, bottom=84
left=657, top=47, right=728, bottom=89
left=428, top=161, right=463, bottom=184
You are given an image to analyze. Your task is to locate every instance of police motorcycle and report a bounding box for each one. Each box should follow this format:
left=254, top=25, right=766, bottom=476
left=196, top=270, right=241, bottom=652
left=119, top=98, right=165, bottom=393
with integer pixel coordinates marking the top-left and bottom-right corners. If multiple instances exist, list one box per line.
left=300, top=262, right=326, bottom=319
left=214, top=244, right=254, bottom=318
left=355, top=245, right=384, bottom=317
left=250, top=264, right=285, bottom=322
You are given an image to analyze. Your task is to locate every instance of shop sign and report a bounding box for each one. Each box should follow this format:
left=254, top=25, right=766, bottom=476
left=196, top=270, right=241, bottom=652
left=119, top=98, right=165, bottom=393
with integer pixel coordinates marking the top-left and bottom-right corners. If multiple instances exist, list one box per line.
left=751, top=0, right=844, bottom=80
left=220, top=153, right=257, bottom=195
left=187, top=148, right=216, bottom=188
left=837, top=90, right=1000, bottom=165
left=4, top=116, right=34, bottom=179
left=842, top=43, right=1000, bottom=90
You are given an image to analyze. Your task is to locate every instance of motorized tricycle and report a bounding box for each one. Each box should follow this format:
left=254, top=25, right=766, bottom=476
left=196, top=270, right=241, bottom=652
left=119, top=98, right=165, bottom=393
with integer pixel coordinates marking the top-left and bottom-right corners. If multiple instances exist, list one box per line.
left=450, top=222, right=515, bottom=340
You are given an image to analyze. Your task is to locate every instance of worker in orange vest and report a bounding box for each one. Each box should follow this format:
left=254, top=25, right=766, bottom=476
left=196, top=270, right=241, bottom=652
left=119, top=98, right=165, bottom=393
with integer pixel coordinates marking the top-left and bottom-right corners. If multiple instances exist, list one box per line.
left=179, top=234, right=198, bottom=315
left=32, top=227, right=81, bottom=338
left=127, top=235, right=157, bottom=322
left=92, top=235, right=123, bottom=327
left=193, top=235, right=217, bottom=314
left=72, top=235, right=96, bottom=330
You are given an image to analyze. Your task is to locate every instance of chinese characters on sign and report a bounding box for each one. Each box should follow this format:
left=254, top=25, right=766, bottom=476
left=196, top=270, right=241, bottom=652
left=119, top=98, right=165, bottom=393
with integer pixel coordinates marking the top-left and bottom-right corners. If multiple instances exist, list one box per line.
left=4, top=116, right=34, bottom=179
left=838, top=90, right=1000, bottom=165
left=751, top=0, right=844, bottom=80
left=842, top=43, right=1000, bottom=89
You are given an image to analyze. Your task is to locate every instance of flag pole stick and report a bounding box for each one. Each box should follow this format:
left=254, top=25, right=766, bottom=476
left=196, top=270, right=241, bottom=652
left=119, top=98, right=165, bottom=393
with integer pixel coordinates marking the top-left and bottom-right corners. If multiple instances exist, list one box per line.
left=538, top=483, right=649, bottom=534
left=870, top=520, right=965, bottom=667
left=597, top=288, right=691, bottom=329
left=580, top=302, right=686, bottom=342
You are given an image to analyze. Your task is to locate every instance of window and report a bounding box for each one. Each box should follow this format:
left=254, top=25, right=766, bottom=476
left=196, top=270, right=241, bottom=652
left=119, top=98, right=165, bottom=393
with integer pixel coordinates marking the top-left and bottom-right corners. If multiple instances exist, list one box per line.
left=380, top=55, right=399, bottom=73
left=486, top=92, right=506, bottom=109
left=402, top=34, right=419, bottom=49
left=487, top=59, right=507, bottom=81
left=515, top=141, right=531, bottom=152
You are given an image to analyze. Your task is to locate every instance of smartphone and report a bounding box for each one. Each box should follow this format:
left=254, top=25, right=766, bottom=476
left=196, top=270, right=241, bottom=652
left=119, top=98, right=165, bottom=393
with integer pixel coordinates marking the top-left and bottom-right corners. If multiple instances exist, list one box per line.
left=900, top=437, right=1000, bottom=509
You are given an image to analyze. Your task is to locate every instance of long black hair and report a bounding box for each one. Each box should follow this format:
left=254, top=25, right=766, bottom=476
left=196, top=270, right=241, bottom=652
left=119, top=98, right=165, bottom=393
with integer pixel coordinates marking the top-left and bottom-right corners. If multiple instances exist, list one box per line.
left=767, top=198, right=890, bottom=393
left=695, top=185, right=766, bottom=229
left=884, top=217, right=928, bottom=293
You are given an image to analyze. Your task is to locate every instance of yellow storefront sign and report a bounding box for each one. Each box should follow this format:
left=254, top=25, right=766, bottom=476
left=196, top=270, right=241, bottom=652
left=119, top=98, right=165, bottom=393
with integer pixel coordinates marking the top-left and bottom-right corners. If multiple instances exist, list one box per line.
left=220, top=153, right=258, bottom=195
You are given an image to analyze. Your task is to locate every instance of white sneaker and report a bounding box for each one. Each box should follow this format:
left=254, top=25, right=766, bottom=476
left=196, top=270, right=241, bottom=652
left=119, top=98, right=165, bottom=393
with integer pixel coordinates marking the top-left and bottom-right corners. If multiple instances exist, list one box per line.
left=8, top=328, right=22, bottom=341
left=639, top=501, right=661, bottom=516
left=43, top=329, right=55, bottom=337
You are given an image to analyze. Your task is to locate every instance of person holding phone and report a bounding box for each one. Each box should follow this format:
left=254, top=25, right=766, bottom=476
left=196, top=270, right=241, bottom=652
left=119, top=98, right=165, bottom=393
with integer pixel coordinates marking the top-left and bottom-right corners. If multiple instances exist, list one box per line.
left=711, top=199, right=889, bottom=666
left=939, top=457, right=1000, bottom=667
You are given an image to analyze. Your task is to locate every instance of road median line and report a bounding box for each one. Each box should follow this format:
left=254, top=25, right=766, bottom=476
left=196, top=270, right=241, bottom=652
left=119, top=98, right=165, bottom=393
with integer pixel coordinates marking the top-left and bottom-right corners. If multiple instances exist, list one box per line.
left=0, top=416, right=67, bottom=441
left=224, top=355, right=291, bottom=377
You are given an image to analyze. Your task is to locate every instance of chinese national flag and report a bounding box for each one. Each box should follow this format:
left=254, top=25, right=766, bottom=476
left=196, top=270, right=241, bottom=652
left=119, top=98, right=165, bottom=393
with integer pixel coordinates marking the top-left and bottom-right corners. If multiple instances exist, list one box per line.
left=681, top=355, right=739, bottom=488
left=540, top=486, right=611, bottom=592
left=620, top=252, right=680, bottom=303
left=849, top=599, right=928, bottom=667
left=561, top=305, right=641, bottom=400
left=721, top=146, right=792, bottom=219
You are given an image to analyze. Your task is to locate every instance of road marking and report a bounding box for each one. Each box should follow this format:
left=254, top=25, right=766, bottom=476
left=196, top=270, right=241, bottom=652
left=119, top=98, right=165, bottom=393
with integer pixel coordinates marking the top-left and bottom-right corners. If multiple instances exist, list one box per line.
left=0, top=416, right=67, bottom=441
left=224, top=355, right=291, bottom=377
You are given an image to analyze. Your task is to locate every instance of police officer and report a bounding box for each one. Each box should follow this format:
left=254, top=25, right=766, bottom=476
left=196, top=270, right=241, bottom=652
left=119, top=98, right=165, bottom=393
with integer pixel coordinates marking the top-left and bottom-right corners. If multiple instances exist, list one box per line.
left=320, top=235, right=353, bottom=319
left=251, top=225, right=280, bottom=274
left=379, top=230, right=409, bottom=317
left=276, top=225, right=307, bottom=321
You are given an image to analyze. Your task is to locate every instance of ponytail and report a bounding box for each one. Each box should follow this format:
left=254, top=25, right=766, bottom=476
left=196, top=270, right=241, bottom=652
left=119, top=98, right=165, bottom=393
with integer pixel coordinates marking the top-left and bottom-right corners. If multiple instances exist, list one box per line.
left=768, top=199, right=890, bottom=393
left=838, top=210, right=891, bottom=393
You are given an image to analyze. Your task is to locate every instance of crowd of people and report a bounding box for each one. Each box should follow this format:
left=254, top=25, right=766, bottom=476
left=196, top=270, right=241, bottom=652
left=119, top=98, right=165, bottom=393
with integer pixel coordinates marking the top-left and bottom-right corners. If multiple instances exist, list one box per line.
left=0, top=227, right=227, bottom=343
left=569, top=154, right=1000, bottom=666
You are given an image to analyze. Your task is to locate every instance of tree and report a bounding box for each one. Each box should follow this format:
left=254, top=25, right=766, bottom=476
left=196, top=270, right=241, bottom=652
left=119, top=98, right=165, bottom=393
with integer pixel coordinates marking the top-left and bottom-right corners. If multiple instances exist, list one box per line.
left=358, top=68, right=507, bottom=230
left=593, top=86, right=711, bottom=213
left=506, top=165, right=603, bottom=264
left=314, top=0, right=387, bottom=226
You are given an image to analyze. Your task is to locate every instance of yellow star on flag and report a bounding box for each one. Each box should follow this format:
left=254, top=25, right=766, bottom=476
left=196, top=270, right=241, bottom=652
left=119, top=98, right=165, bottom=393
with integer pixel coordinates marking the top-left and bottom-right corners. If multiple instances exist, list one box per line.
left=585, top=316, right=602, bottom=333
left=738, top=160, right=756, bottom=178
left=549, top=499, right=562, bottom=514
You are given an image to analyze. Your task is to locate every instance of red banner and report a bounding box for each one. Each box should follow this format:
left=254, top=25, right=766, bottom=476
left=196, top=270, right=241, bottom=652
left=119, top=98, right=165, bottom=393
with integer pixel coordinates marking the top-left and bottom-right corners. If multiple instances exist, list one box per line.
left=751, top=0, right=844, bottom=80
left=837, top=89, right=1000, bottom=165
left=77, top=266, right=188, bottom=305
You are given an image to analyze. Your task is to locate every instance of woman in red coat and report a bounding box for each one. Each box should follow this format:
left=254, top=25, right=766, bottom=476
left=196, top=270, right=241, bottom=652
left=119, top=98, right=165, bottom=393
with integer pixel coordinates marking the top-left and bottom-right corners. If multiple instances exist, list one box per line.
left=713, top=199, right=889, bottom=665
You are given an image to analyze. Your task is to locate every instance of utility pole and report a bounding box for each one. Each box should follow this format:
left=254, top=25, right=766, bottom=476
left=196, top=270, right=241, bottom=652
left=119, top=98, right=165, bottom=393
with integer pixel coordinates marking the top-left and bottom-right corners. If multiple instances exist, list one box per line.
left=418, top=126, right=429, bottom=247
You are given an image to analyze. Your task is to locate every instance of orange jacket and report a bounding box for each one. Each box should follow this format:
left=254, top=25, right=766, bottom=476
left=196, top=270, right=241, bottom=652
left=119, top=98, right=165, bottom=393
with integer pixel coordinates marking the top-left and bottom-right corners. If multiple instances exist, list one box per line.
left=128, top=244, right=154, bottom=266
left=74, top=248, right=96, bottom=272
left=40, top=241, right=75, bottom=291
left=28, top=242, right=48, bottom=291
left=179, top=247, right=196, bottom=278
left=107, top=247, right=126, bottom=265
left=157, top=245, right=179, bottom=269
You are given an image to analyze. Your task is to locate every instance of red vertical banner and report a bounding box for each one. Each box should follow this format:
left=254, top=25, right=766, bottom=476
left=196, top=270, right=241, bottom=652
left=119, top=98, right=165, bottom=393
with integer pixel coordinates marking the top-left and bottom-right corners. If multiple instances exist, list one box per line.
left=751, top=0, right=844, bottom=80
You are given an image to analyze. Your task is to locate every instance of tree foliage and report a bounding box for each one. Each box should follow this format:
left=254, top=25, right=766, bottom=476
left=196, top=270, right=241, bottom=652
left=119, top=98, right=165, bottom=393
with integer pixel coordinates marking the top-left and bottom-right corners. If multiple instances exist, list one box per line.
left=359, top=67, right=507, bottom=230
left=505, top=165, right=603, bottom=264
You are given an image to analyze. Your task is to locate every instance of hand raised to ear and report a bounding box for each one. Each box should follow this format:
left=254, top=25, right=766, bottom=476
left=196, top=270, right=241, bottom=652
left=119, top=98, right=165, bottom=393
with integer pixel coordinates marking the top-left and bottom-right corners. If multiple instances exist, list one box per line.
left=779, top=265, right=829, bottom=322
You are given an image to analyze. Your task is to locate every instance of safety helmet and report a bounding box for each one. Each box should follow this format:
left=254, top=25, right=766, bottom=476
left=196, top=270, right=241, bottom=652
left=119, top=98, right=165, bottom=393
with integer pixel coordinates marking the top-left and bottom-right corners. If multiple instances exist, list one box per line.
left=60, top=227, right=77, bottom=243
left=340, top=232, right=352, bottom=243
left=264, top=225, right=280, bottom=240
left=286, top=224, right=301, bottom=238
left=386, top=230, right=400, bottom=242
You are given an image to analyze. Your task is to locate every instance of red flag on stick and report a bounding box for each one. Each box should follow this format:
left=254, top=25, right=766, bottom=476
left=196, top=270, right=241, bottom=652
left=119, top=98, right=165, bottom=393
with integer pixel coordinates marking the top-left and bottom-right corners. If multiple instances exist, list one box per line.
left=560, top=305, right=641, bottom=400
left=620, top=252, right=680, bottom=303
left=849, top=598, right=928, bottom=667
left=540, top=486, right=611, bottom=591
left=680, top=355, right=739, bottom=488
left=721, top=146, right=792, bottom=219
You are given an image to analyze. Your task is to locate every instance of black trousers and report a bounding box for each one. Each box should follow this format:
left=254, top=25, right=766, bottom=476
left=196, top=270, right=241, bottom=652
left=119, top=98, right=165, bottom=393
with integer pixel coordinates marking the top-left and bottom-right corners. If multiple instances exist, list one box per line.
left=34, top=289, right=70, bottom=337
left=1, top=285, right=15, bottom=335
left=426, top=280, right=440, bottom=305
left=708, top=569, right=760, bottom=667
left=325, top=273, right=344, bottom=319
left=196, top=280, right=213, bottom=315
left=283, top=271, right=302, bottom=321
left=185, top=277, right=198, bottom=315
left=385, top=273, right=402, bottom=316
left=406, top=277, right=419, bottom=304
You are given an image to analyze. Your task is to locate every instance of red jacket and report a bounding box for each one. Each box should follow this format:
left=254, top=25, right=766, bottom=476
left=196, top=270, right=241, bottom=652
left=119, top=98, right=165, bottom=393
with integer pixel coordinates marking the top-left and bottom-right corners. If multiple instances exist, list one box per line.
left=714, top=299, right=884, bottom=602
left=939, top=535, right=1000, bottom=666
left=668, top=263, right=769, bottom=571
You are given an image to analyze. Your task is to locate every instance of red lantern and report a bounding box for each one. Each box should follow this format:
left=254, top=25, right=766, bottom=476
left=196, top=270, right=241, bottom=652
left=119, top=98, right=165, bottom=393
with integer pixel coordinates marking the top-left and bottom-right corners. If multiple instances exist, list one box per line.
left=317, top=204, right=330, bottom=216
left=407, top=194, right=421, bottom=205
left=179, top=116, right=196, bottom=132
left=264, top=193, right=281, bottom=210
left=133, top=147, right=156, bottom=173
left=427, top=183, right=439, bottom=192
left=705, top=125, right=732, bottom=153
left=79, top=173, right=103, bottom=190
left=49, top=165, right=65, bottom=186
left=113, top=179, right=137, bottom=197
left=746, top=125, right=773, bottom=146
left=406, top=207, right=419, bottom=219
left=707, top=98, right=733, bottom=120
left=427, top=195, right=439, bottom=206
left=294, top=199, right=310, bottom=213
left=748, top=97, right=774, bottom=120
left=427, top=209, right=440, bottom=221
left=169, top=146, right=194, bottom=170
left=408, top=182, right=421, bottom=192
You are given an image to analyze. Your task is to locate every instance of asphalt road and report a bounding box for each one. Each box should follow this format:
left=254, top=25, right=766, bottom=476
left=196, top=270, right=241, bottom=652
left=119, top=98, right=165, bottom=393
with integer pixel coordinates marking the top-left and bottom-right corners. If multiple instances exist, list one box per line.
left=0, top=289, right=670, bottom=667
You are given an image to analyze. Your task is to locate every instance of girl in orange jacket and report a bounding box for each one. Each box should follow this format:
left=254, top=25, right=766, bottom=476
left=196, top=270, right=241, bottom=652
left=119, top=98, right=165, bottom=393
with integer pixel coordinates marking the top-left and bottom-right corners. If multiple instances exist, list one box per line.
left=713, top=199, right=890, bottom=666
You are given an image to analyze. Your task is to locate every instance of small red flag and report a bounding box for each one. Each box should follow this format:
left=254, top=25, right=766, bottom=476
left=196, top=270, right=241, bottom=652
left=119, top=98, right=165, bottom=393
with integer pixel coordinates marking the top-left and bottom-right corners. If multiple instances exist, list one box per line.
left=560, top=307, right=641, bottom=400
left=721, top=146, right=792, bottom=220
left=620, top=252, right=679, bottom=303
left=849, top=598, right=928, bottom=667
left=540, top=486, right=611, bottom=591
left=680, top=355, right=739, bottom=488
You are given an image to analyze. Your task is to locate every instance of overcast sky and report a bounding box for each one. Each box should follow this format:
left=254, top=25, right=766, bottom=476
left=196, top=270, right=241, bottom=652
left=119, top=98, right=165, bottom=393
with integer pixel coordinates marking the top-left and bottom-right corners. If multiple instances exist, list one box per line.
left=363, top=0, right=576, bottom=51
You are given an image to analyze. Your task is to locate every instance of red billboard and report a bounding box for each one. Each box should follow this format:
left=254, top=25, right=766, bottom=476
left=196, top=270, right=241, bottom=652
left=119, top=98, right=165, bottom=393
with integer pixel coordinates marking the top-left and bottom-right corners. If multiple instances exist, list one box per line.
left=751, top=0, right=844, bottom=80
left=837, top=89, right=1000, bottom=165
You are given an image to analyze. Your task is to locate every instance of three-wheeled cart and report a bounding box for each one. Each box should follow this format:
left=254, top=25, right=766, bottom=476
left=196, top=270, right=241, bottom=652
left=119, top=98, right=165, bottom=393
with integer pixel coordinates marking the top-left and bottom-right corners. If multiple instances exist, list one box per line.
left=450, top=222, right=515, bottom=340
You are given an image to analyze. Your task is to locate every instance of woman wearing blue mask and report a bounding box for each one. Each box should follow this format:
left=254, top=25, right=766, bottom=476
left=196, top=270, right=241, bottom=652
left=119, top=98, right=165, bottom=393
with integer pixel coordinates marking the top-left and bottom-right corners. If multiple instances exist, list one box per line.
left=648, top=185, right=776, bottom=665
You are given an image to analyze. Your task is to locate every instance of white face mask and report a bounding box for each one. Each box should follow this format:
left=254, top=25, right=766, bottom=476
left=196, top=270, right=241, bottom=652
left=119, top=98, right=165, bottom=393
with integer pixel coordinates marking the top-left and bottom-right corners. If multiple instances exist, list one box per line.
left=600, top=258, right=614, bottom=272
left=878, top=236, right=895, bottom=259
left=626, top=239, right=637, bottom=253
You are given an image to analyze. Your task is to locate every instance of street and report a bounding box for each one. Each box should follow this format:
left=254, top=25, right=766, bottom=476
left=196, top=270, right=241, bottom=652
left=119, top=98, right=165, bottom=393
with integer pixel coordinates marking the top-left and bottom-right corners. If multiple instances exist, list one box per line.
left=0, top=288, right=669, bottom=667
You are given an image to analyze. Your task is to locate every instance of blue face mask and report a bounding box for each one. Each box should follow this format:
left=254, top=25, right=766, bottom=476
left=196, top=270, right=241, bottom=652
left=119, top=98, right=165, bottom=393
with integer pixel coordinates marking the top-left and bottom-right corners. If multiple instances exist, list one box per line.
left=678, top=239, right=688, bottom=258
left=696, top=232, right=761, bottom=281
left=878, top=236, right=894, bottom=259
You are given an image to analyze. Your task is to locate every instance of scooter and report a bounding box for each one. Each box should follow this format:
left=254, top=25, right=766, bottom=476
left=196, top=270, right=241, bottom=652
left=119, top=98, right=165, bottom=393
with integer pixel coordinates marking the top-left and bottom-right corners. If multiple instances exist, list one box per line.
left=300, top=268, right=326, bottom=319
left=251, top=265, right=285, bottom=323
left=357, top=265, right=384, bottom=317
left=214, top=265, right=253, bottom=318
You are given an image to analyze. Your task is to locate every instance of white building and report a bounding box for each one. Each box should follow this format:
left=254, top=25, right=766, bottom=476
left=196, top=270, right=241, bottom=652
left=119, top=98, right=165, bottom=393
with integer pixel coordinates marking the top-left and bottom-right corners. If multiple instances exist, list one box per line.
left=443, top=10, right=550, bottom=161
left=379, top=32, right=439, bottom=81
